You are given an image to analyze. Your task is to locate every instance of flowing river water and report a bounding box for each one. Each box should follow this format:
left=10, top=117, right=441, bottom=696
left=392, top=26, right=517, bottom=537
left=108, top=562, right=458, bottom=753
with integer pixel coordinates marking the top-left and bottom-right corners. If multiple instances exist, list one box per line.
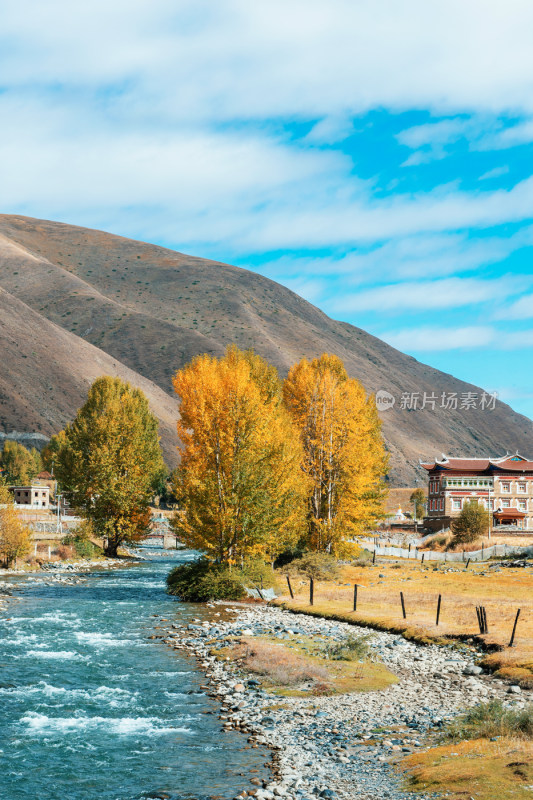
left=0, top=550, right=270, bottom=800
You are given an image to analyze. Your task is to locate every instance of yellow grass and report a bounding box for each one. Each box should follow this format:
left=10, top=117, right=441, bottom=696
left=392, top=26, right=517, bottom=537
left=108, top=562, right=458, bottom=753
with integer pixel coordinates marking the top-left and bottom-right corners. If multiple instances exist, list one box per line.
left=275, top=560, right=533, bottom=684
left=218, top=635, right=397, bottom=697
left=403, top=738, right=533, bottom=800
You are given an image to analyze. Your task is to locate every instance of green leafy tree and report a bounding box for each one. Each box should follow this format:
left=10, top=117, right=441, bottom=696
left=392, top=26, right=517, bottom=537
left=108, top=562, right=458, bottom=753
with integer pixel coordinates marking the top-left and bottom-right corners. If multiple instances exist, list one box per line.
left=410, top=488, right=426, bottom=520
left=0, top=440, right=41, bottom=485
left=55, top=376, right=166, bottom=557
left=451, top=500, right=489, bottom=545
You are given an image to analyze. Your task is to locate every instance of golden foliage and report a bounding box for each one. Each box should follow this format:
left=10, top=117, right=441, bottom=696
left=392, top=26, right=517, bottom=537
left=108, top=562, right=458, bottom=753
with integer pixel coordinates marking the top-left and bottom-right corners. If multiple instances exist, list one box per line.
left=0, top=505, right=31, bottom=567
left=172, top=347, right=307, bottom=564
left=283, top=353, right=388, bottom=552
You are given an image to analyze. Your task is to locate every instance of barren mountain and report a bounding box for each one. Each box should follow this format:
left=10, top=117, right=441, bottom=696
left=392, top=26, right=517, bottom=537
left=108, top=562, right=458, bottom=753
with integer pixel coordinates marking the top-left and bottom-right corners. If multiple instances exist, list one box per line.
left=0, top=214, right=531, bottom=484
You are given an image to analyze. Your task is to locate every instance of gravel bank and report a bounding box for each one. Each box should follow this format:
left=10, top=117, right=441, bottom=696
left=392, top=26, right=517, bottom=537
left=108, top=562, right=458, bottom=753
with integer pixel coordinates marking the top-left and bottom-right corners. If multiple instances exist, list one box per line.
left=161, top=602, right=532, bottom=800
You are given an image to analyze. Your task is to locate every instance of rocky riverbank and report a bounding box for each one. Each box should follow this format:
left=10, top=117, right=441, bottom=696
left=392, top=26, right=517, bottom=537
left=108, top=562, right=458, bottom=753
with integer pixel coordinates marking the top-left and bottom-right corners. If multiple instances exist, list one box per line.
left=160, top=602, right=532, bottom=800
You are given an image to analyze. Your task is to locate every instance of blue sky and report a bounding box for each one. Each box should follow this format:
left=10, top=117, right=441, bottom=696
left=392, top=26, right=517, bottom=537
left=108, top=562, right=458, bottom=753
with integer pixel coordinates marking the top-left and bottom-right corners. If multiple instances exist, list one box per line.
left=1, top=1, right=533, bottom=419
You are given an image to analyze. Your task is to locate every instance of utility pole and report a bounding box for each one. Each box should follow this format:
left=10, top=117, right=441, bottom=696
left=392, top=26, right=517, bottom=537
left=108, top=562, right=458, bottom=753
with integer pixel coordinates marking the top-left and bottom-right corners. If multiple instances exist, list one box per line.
left=56, top=492, right=62, bottom=535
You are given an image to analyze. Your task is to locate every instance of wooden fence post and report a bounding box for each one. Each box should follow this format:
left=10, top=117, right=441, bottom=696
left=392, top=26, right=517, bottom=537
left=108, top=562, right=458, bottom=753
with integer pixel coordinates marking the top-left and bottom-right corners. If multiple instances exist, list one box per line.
left=421, top=552, right=425, bottom=564
left=482, top=607, right=488, bottom=634
left=509, top=609, right=521, bottom=648
left=400, top=591, right=406, bottom=619
left=436, top=594, right=442, bottom=626
left=286, top=575, right=294, bottom=599
left=372, top=549, right=376, bottom=565
left=310, top=577, right=314, bottom=606
left=465, top=558, right=471, bottom=570
left=353, top=584, right=358, bottom=612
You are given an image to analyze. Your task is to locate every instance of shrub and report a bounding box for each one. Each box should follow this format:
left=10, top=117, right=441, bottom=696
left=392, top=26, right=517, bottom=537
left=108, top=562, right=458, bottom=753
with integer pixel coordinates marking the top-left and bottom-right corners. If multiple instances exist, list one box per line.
left=166, top=558, right=246, bottom=602
left=323, top=634, right=372, bottom=661
left=288, top=551, right=340, bottom=581
left=56, top=544, right=74, bottom=560
left=234, top=638, right=330, bottom=686
left=444, top=700, right=533, bottom=742
left=451, top=500, right=489, bottom=545
left=62, top=533, right=101, bottom=558
left=239, top=559, right=279, bottom=590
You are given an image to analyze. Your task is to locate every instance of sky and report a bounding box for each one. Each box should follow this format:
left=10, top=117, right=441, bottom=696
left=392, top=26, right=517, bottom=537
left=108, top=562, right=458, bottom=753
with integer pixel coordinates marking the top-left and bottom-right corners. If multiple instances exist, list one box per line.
left=1, top=1, right=533, bottom=420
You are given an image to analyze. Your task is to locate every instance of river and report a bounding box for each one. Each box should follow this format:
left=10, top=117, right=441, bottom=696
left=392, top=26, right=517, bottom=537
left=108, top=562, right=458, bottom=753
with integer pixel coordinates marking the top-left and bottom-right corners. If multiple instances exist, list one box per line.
left=0, top=549, right=269, bottom=800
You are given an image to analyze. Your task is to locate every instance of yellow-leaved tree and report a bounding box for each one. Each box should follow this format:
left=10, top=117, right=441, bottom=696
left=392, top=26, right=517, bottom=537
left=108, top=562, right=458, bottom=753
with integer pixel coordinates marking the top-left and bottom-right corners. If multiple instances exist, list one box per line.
left=283, top=354, right=388, bottom=553
left=172, top=347, right=307, bottom=564
left=0, top=485, right=31, bottom=567
left=55, top=377, right=166, bottom=556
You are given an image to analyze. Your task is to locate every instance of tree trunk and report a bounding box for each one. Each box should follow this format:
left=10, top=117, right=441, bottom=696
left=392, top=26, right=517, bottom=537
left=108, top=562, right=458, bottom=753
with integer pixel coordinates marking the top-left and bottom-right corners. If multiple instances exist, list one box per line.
left=105, top=539, right=119, bottom=558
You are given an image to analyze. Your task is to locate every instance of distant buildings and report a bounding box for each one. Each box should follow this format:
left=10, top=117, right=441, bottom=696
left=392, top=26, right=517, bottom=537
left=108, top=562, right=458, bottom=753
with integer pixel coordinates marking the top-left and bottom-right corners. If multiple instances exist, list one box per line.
left=8, top=471, right=55, bottom=509
left=9, top=484, right=51, bottom=508
left=421, top=453, right=533, bottom=532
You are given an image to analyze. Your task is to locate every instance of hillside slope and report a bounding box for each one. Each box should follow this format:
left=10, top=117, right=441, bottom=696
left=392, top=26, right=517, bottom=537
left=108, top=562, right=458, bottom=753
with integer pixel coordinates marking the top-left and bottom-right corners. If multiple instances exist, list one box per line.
left=0, top=214, right=531, bottom=484
left=0, top=286, right=180, bottom=465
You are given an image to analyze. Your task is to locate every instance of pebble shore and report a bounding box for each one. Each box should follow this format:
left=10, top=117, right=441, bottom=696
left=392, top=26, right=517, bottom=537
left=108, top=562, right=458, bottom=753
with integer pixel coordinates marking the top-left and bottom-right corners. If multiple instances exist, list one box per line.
left=161, top=602, right=531, bottom=800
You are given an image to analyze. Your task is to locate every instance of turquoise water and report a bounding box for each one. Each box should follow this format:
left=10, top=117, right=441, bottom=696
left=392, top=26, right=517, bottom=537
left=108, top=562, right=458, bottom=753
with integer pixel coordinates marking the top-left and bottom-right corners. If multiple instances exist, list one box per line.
left=0, top=550, right=268, bottom=800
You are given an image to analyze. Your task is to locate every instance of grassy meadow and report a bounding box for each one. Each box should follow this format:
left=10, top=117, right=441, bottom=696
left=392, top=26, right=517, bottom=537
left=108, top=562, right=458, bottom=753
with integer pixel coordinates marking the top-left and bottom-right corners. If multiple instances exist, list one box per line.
left=274, top=558, right=533, bottom=685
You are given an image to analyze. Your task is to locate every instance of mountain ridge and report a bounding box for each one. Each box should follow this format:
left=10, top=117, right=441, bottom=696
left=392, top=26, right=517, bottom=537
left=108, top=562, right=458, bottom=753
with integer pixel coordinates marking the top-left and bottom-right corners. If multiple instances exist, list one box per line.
left=0, top=214, right=531, bottom=485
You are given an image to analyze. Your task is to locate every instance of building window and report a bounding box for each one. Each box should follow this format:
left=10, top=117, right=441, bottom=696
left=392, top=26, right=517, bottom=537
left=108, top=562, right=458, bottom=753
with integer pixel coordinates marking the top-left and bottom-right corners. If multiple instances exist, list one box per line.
left=501, top=482, right=510, bottom=492
left=519, top=501, right=527, bottom=511
left=518, top=483, right=526, bottom=493
left=501, top=499, right=510, bottom=508
left=452, top=499, right=461, bottom=510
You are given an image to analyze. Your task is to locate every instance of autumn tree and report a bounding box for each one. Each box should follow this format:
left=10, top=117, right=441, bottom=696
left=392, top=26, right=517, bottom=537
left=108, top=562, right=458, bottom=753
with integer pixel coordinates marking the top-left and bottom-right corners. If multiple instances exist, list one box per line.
left=0, top=501, right=31, bottom=567
left=41, top=430, right=68, bottom=475
left=283, top=354, right=388, bottom=553
left=410, top=488, right=426, bottom=520
left=172, top=347, right=307, bottom=565
left=55, top=377, right=166, bottom=557
left=0, top=441, right=41, bottom=485
left=451, top=500, right=489, bottom=545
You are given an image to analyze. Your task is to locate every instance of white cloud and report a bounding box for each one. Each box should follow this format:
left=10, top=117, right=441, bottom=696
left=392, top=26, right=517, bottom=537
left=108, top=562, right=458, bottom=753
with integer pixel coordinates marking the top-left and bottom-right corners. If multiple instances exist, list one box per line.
left=380, top=325, right=533, bottom=352
left=479, top=166, right=510, bottom=180
left=331, top=277, right=525, bottom=314
left=495, top=294, right=533, bottom=320
left=4, top=1, right=533, bottom=120
left=380, top=326, right=496, bottom=351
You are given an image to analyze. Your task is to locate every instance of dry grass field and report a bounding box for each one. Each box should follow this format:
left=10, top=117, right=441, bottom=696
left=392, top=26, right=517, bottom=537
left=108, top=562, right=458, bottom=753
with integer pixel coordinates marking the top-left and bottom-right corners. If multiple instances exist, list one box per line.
left=275, top=559, right=533, bottom=685
left=214, top=634, right=397, bottom=697
left=403, top=738, right=533, bottom=800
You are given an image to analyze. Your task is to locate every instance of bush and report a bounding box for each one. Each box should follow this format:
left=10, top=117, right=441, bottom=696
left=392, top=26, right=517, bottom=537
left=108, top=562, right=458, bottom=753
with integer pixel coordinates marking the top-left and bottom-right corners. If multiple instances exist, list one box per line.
left=444, top=700, right=533, bottom=742
left=61, top=532, right=101, bottom=559
left=323, top=634, right=372, bottom=661
left=56, top=544, right=74, bottom=560
left=166, top=558, right=246, bottom=602
left=288, top=551, right=340, bottom=581
left=451, top=500, right=489, bottom=545
left=239, top=558, right=279, bottom=590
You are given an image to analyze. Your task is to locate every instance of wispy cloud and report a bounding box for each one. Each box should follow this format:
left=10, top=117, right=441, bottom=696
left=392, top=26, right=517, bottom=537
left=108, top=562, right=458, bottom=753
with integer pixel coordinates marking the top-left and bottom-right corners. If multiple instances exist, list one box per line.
left=331, top=277, right=527, bottom=314
left=380, top=326, right=496, bottom=351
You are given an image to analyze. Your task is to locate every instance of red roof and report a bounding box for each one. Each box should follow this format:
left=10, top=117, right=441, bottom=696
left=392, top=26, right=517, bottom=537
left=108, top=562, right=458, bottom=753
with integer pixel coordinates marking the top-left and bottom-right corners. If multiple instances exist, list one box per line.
left=36, top=471, right=53, bottom=479
left=421, top=458, right=490, bottom=471
left=421, top=454, right=533, bottom=473
left=494, top=508, right=526, bottom=517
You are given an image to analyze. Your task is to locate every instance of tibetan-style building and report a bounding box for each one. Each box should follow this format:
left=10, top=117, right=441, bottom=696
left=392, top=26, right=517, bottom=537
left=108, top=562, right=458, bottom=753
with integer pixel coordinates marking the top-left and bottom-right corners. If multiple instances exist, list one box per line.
left=420, top=453, right=533, bottom=532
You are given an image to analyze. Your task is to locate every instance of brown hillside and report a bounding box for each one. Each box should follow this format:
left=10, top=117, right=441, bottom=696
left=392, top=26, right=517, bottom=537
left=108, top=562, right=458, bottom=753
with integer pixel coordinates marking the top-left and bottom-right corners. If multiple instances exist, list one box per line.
left=0, top=286, right=180, bottom=465
left=0, top=214, right=531, bottom=484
